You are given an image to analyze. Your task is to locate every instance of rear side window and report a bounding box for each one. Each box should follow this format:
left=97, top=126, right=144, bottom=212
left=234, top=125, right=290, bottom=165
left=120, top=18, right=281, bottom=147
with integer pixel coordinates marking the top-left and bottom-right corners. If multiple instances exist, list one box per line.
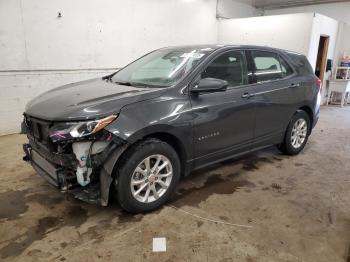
left=251, top=50, right=293, bottom=83
left=201, top=50, right=247, bottom=87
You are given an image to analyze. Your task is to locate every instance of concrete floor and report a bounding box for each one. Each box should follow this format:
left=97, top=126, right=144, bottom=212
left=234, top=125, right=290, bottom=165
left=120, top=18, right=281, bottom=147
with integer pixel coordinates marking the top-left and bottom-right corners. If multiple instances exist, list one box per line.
left=0, top=106, right=349, bottom=262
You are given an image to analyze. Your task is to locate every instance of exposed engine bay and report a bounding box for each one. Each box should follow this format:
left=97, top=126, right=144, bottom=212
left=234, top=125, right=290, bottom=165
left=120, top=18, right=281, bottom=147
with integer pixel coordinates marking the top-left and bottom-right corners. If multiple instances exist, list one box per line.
left=21, top=114, right=127, bottom=206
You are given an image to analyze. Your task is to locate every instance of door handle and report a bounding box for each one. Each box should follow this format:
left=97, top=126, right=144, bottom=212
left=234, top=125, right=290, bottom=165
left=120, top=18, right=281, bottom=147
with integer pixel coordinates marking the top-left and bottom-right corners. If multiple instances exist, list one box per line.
left=288, top=83, right=300, bottom=88
left=241, top=92, right=255, bottom=99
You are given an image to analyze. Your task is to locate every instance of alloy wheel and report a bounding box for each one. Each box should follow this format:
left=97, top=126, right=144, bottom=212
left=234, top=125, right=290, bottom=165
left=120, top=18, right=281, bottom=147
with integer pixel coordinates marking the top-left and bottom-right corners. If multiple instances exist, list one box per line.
left=291, top=118, right=307, bottom=149
left=130, top=154, right=173, bottom=203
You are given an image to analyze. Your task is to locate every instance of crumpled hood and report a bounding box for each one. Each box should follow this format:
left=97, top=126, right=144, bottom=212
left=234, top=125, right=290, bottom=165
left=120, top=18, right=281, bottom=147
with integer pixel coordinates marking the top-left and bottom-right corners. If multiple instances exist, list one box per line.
left=25, top=78, right=165, bottom=121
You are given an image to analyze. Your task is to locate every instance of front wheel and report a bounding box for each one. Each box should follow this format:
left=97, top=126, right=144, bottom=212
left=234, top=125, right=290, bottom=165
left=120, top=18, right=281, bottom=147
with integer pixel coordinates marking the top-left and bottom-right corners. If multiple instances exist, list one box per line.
left=116, top=138, right=180, bottom=213
left=279, top=110, right=311, bottom=155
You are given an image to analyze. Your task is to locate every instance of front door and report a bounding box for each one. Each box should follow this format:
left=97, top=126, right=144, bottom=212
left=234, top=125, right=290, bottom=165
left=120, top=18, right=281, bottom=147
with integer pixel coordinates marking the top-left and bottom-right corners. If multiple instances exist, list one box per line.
left=190, top=50, right=256, bottom=167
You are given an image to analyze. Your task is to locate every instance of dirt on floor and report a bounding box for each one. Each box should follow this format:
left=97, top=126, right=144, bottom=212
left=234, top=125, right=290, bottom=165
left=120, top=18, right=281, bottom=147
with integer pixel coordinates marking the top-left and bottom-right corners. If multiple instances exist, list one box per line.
left=0, top=106, right=349, bottom=262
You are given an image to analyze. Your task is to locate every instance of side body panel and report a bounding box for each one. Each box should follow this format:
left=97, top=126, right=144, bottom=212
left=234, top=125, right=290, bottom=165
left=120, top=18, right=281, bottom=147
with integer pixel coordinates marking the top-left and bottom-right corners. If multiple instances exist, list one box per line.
left=188, top=49, right=256, bottom=168
left=189, top=86, right=256, bottom=168
left=247, top=50, right=319, bottom=148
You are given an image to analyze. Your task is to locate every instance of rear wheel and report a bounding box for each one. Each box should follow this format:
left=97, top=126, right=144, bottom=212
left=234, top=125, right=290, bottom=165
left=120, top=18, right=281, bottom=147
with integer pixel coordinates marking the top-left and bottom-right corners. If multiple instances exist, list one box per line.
left=115, top=138, right=180, bottom=213
left=279, top=110, right=311, bottom=155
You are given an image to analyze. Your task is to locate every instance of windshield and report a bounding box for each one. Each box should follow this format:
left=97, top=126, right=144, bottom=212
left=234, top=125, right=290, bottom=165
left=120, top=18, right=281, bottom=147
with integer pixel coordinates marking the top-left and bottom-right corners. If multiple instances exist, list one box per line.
left=111, top=47, right=213, bottom=87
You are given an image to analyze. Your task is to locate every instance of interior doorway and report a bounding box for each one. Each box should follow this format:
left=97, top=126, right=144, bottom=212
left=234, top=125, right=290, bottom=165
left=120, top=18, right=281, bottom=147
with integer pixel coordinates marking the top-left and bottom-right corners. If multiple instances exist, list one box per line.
left=315, top=35, right=330, bottom=82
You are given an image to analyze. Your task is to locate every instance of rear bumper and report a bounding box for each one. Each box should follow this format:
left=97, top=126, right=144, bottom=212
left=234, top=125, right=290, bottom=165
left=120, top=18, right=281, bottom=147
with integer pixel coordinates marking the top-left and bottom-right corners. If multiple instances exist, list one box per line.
left=312, top=91, right=321, bottom=129
left=313, top=114, right=319, bottom=128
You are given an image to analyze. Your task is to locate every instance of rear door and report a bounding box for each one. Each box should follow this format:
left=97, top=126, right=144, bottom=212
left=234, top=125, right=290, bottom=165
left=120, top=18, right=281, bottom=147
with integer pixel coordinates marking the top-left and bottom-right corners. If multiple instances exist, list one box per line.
left=190, top=49, right=256, bottom=167
left=247, top=50, right=303, bottom=148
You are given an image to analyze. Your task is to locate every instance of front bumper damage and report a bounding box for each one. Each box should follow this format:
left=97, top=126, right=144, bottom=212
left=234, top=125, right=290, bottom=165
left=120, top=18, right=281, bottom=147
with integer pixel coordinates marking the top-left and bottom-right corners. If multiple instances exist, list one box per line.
left=22, top=121, right=128, bottom=206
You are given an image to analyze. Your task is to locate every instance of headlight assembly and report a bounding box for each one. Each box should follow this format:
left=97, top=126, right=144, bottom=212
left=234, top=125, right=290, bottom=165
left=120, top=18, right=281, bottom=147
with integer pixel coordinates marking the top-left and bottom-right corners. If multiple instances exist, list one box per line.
left=49, top=115, right=117, bottom=142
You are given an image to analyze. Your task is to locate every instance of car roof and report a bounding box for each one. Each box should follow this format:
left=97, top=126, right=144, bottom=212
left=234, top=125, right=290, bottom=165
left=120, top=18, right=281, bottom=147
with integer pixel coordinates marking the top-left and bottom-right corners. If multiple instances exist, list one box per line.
left=162, top=44, right=302, bottom=56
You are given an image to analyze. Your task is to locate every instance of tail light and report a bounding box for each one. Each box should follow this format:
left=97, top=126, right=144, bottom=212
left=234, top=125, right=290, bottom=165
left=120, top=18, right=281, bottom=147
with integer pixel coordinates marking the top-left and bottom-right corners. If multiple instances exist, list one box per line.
left=316, top=78, right=322, bottom=90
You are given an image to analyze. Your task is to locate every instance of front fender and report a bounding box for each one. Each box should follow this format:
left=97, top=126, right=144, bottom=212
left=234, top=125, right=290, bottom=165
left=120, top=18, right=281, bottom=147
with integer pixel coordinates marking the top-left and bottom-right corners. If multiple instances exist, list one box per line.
left=105, top=95, right=193, bottom=160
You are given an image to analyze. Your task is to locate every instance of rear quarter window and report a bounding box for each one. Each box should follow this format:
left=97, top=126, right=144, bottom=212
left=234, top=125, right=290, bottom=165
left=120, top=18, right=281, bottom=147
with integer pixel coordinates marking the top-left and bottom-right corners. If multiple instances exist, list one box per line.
left=279, top=56, right=294, bottom=77
left=285, top=52, right=314, bottom=75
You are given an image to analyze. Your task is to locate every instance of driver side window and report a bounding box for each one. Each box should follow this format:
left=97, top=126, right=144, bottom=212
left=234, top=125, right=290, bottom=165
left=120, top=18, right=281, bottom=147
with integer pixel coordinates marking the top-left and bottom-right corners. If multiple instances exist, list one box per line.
left=201, top=50, right=247, bottom=88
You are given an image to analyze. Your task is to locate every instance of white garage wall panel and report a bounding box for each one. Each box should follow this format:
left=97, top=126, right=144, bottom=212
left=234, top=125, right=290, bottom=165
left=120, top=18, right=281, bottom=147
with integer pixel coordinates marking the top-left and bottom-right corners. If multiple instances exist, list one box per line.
left=218, top=13, right=338, bottom=70
left=0, top=0, right=218, bottom=70
left=0, top=70, right=115, bottom=136
left=218, top=13, right=314, bottom=55
left=264, top=2, right=350, bottom=65
left=0, top=0, right=218, bottom=135
left=264, top=2, right=350, bottom=25
left=308, top=14, right=338, bottom=70
left=337, top=24, right=350, bottom=56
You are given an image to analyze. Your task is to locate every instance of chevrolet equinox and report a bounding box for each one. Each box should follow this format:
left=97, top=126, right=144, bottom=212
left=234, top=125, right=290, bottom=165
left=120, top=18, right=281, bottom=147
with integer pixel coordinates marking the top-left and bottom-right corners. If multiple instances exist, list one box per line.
left=22, top=45, right=321, bottom=213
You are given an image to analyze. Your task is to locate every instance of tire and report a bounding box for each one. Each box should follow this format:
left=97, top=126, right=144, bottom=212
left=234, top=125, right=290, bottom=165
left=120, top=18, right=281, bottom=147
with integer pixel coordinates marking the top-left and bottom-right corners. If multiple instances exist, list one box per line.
left=115, top=138, right=180, bottom=213
left=279, top=110, right=311, bottom=155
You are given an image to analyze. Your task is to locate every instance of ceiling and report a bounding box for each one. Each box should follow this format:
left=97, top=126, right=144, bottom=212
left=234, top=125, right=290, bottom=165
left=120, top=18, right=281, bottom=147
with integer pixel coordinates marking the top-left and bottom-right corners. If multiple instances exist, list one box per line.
left=252, top=0, right=349, bottom=9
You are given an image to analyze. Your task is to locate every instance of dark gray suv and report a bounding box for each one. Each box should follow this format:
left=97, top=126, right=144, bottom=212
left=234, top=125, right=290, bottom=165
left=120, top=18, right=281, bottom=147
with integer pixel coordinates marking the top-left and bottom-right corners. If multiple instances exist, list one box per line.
left=22, top=45, right=321, bottom=213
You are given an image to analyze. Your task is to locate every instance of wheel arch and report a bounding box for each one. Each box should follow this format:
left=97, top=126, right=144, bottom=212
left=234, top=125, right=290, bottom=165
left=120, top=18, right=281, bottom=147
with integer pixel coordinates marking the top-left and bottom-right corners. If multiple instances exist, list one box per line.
left=111, top=128, right=190, bottom=179
left=143, top=132, right=188, bottom=177
left=298, top=105, right=314, bottom=128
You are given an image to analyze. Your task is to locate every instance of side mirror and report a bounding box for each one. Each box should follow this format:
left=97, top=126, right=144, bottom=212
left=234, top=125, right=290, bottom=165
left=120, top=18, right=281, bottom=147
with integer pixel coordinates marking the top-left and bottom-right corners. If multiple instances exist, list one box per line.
left=191, top=78, right=228, bottom=93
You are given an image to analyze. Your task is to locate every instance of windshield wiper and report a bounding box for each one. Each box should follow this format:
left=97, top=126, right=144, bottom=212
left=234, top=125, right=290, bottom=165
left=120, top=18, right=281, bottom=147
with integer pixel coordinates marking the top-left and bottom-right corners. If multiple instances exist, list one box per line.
left=115, top=81, right=164, bottom=88
left=115, top=81, right=146, bottom=87
left=115, top=81, right=133, bottom=86
left=116, top=81, right=148, bottom=88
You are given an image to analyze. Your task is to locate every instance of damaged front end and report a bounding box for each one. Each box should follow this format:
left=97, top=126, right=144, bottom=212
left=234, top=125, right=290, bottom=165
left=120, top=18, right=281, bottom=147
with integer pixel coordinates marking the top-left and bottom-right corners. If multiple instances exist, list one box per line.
left=22, top=114, right=128, bottom=206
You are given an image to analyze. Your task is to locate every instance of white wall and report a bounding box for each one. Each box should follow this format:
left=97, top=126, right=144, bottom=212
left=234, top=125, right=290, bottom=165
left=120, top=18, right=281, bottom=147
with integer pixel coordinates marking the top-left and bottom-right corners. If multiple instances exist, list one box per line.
left=0, top=0, right=218, bottom=135
left=217, top=0, right=261, bottom=18
left=264, top=2, right=350, bottom=24
left=0, top=69, right=115, bottom=136
left=308, top=14, right=338, bottom=70
left=337, top=24, right=350, bottom=56
left=0, top=0, right=218, bottom=71
left=264, top=2, right=350, bottom=66
left=218, top=13, right=314, bottom=55
left=218, top=13, right=338, bottom=69
left=308, top=14, right=339, bottom=100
